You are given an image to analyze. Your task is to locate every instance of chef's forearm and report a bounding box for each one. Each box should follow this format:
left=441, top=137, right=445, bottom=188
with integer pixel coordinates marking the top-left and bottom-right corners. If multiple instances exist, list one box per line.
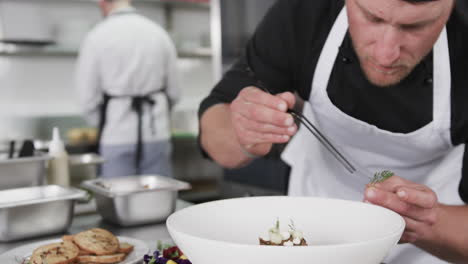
left=416, top=204, right=468, bottom=263
left=200, top=103, right=253, bottom=168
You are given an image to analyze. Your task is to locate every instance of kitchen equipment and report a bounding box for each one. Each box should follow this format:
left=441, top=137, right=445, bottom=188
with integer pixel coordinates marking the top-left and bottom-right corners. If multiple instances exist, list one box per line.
left=54, top=20, right=95, bottom=49
left=167, top=196, right=405, bottom=264
left=3, top=139, right=35, bottom=159
left=18, top=139, right=35, bottom=158
left=7, top=140, right=14, bottom=159
left=81, top=175, right=191, bottom=226
left=0, top=151, right=51, bottom=190
left=69, top=153, right=105, bottom=187
left=0, top=1, right=53, bottom=44
left=0, top=185, right=87, bottom=242
left=0, top=236, right=148, bottom=263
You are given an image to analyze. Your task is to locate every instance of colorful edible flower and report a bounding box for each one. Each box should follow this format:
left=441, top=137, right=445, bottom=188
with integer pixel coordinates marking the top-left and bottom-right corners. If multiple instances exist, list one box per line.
left=143, top=245, right=191, bottom=264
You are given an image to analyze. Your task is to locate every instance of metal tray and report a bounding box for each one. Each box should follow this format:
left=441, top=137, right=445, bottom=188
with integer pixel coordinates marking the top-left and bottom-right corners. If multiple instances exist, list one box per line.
left=69, top=153, right=105, bottom=187
left=0, top=185, right=87, bottom=242
left=0, top=151, right=51, bottom=190
left=69, top=153, right=105, bottom=166
left=82, top=175, right=191, bottom=226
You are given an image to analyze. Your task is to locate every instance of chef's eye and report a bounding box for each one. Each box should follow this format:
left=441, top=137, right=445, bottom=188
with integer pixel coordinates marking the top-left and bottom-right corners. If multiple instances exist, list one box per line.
left=400, top=24, right=424, bottom=31
left=366, top=14, right=384, bottom=24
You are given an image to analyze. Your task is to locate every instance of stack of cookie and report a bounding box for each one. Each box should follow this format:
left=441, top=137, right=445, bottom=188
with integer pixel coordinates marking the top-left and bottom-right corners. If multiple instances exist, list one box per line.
left=29, top=228, right=134, bottom=264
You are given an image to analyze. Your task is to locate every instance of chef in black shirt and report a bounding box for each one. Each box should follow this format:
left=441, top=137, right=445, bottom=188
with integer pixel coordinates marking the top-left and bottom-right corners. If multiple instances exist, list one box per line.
left=198, top=0, right=468, bottom=263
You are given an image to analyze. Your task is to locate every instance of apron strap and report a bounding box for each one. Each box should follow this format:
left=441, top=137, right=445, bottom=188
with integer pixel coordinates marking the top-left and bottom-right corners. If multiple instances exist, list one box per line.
left=131, top=95, right=156, bottom=174
left=97, top=93, right=112, bottom=155
left=97, top=92, right=158, bottom=175
left=310, top=7, right=348, bottom=100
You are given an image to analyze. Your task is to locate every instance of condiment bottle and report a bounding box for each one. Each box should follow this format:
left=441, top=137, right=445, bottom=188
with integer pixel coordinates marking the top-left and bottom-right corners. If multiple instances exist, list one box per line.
left=47, top=127, right=70, bottom=186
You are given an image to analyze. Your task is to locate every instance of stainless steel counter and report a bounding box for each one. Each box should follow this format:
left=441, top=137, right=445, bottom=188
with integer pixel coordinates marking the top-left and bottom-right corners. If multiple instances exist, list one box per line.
left=0, top=199, right=192, bottom=254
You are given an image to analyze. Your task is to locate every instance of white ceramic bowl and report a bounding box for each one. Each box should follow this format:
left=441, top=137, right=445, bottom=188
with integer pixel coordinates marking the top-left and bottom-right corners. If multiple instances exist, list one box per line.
left=167, top=196, right=405, bottom=264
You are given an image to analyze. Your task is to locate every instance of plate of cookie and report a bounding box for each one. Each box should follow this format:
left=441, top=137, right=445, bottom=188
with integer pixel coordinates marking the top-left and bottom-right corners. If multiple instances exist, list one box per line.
left=0, top=228, right=149, bottom=264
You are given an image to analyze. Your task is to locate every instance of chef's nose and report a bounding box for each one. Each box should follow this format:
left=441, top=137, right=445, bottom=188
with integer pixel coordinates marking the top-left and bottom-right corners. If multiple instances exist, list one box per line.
left=374, top=26, right=401, bottom=66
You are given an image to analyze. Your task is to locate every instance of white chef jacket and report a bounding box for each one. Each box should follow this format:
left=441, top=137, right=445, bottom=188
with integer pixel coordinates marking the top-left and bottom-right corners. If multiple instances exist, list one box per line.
left=75, top=6, right=180, bottom=145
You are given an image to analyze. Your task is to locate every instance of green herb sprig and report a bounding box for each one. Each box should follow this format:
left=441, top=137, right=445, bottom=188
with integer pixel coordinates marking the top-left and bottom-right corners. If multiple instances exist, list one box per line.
left=288, top=219, right=296, bottom=231
left=156, top=240, right=173, bottom=252
left=370, top=170, right=394, bottom=185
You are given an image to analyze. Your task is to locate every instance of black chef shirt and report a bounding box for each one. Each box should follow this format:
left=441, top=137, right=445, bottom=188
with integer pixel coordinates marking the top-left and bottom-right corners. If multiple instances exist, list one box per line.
left=199, top=0, right=468, bottom=203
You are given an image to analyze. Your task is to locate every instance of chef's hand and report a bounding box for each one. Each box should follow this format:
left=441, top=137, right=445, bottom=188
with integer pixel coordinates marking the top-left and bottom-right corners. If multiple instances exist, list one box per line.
left=230, top=86, right=297, bottom=157
left=364, top=175, right=439, bottom=244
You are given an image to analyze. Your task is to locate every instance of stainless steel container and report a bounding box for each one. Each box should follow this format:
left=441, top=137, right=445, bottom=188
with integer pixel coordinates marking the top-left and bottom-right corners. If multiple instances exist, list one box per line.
left=69, top=153, right=105, bottom=187
left=82, top=175, right=191, bottom=226
left=0, top=185, right=87, bottom=242
left=0, top=152, right=51, bottom=190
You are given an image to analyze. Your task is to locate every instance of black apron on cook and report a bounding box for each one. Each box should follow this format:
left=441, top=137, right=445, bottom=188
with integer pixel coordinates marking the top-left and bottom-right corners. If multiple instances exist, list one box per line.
left=97, top=92, right=159, bottom=174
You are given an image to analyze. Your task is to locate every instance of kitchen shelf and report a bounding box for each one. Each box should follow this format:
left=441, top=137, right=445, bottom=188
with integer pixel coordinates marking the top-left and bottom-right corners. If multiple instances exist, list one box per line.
left=178, top=47, right=212, bottom=58
left=0, top=46, right=76, bottom=57
left=68, top=0, right=211, bottom=9
left=154, top=0, right=210, bottom=10
left=14, top=0, right=210, bottom=8
left=0, top=45, right=212, bottom=59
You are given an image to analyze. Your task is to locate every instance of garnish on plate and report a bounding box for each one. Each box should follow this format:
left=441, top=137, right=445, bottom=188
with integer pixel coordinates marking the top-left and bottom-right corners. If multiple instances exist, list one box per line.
left=259, top=218, right=308, bottom=246
left=369, top=170, right=395, bottom=186
left=143, top=241, right=192, bottom=264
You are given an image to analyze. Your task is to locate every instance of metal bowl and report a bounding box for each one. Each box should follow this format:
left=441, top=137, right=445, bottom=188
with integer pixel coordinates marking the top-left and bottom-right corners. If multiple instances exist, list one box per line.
left=81, top=175, right=191, bottom=226
left=0, top=185, right=87, bottom=242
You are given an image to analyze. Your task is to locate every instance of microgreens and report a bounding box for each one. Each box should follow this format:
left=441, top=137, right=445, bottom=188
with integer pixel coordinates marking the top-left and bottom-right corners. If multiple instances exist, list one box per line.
left=269, top=218, right=280, bottom=233
left=370, top=170, right=394, bottom=185
left=157, top=241, right=173, bottom=252
left=288, top=219, right=296, bottom=231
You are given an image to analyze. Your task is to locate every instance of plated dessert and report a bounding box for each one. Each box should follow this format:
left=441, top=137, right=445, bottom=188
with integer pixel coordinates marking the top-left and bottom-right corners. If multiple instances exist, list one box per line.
left=259, top=219, right=308, bottom=246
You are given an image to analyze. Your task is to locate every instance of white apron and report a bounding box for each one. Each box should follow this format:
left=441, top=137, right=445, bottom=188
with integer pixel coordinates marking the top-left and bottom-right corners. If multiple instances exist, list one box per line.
left=281, top=7, right=465, bottom=264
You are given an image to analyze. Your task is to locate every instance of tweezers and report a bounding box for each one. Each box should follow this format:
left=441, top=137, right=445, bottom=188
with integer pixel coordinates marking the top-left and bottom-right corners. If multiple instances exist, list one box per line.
left=245, top=67, right=357, bottom=174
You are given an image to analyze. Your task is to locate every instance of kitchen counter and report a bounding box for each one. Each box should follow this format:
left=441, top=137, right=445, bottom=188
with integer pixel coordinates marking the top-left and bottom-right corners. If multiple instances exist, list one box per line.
left=0, top=199, right=193, bottom=255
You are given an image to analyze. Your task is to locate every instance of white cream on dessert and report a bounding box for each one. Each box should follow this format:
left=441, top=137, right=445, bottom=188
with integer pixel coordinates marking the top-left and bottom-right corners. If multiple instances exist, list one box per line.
left=291, top=230, right=303, bottom=240
left=283, top=241, right=294, bottom=247
left=280, top=231, right=291, bottom=240
left=269, top=232, right=283, bottom=244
